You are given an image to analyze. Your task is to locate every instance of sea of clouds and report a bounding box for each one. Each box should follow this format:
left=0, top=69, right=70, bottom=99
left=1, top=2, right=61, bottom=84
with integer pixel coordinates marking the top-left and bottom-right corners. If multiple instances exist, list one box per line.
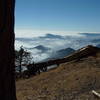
left=15, top=33, right=100, bottom=62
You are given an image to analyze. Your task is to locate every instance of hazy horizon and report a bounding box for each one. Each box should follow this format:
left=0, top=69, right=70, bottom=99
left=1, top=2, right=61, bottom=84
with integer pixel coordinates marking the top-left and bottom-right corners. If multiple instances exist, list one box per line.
left=15, top=0, right=100, bottom=37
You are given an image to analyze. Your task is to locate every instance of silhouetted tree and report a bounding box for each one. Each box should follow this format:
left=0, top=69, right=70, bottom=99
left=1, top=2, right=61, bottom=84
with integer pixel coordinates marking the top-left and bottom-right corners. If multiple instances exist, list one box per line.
left=15, top=46, right=33, bottom=74
left=0, top=0, right=17, bottom=100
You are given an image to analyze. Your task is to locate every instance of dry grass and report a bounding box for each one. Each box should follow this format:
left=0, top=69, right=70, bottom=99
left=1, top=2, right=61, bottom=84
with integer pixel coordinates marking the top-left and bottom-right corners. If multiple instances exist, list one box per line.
left=16, top=52, right=100, bottom=100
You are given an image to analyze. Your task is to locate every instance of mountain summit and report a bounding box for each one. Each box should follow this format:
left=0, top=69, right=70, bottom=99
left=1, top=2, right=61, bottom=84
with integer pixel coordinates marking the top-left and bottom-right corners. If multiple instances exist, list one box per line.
left=33, top=45, right=51, bottom=53
left=50, top=48, right=75, bottom=59
left=39, top=33, right=64, bottom=39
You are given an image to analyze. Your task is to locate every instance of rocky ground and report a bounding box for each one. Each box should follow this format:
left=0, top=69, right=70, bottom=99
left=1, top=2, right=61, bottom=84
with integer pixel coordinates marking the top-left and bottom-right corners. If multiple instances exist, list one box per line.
left=16, top=48, right=100, bottom=100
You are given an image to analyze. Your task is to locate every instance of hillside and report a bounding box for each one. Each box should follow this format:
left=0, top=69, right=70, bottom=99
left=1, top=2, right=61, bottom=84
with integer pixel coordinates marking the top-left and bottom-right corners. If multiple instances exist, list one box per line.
left=42, top=48, right=75, bottom=62
left=16, top=46, right=100, bottom=100
left=49, top=48, right=75, bottom=59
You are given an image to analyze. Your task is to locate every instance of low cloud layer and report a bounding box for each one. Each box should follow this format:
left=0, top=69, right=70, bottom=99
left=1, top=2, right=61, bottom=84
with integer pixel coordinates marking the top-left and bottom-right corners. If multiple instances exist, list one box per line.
left=15, top=33, right=100, bottom=62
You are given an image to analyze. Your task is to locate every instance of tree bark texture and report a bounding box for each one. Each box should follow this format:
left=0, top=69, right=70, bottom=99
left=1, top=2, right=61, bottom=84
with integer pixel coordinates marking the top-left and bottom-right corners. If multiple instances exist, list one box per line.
left=0, top=0, right=17, bottom=100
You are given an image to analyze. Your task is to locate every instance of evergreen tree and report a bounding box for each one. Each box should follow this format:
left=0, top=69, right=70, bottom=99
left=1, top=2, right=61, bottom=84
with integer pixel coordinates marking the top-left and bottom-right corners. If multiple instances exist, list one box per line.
left=15, top=46, right=33, bottom=74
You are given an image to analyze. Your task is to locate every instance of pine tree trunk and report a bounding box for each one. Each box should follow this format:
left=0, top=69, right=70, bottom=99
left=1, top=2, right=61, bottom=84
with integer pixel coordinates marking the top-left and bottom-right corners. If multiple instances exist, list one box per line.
left=0, top=0, right=17, bottom=100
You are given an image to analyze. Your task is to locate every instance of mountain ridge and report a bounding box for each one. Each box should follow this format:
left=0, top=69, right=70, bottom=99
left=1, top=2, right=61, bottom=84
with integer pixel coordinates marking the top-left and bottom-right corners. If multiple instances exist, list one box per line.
left=16, top=45, right=100, bottom=100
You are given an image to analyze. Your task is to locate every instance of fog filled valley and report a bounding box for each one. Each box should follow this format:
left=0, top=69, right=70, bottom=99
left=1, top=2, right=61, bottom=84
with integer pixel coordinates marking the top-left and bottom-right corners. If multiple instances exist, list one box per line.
left=15, top=33, right=100, bottom=100
left=15, top=33, right=100, bottom=62
left=16, top=35, right=100, bottom=100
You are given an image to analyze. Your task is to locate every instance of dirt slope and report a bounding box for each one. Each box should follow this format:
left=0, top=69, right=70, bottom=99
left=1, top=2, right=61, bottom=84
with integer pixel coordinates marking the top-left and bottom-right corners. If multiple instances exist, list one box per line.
left=16, top=50, right=100, bottom=100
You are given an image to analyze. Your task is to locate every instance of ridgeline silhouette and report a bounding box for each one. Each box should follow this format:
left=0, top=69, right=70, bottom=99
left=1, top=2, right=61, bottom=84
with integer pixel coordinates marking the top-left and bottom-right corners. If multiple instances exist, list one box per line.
left=17, top=45, right=100, bottom=79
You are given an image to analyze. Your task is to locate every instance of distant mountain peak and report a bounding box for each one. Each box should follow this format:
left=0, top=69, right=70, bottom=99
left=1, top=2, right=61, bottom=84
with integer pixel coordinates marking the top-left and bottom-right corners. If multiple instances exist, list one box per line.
left=39, top=33, right=64, bottom=39
left=57, top=48, right=75, bottom=53
left=66, top=45, right=100, bottom=60
left=33, top=45, right=51, bottom=52
left=80, top=33, right=100, bottom=36
left=34, top=45, right=45, bottom=48
left=43, top=47, right=75, bottom=61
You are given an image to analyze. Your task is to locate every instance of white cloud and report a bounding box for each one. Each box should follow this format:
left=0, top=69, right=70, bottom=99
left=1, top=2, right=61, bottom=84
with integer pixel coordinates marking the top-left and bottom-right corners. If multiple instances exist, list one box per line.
left=15, top=28, right=100, bottom=38
left=15, top=28, right=85, bottom=38
left=15, top=32, right=100, bottom=62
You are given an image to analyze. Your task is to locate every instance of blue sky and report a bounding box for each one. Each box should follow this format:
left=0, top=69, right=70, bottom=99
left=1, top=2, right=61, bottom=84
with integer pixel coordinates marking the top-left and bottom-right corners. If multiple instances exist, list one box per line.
left=15, top=0, right=100, bottom=37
